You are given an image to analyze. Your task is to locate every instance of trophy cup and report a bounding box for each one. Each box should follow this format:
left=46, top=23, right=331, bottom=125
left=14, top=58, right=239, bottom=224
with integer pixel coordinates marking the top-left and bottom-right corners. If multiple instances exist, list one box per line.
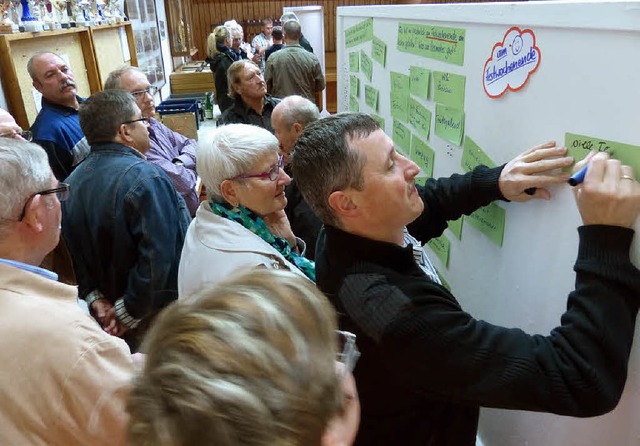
left=52, top=0, right=68, bottom=27
left=0, top=0, right=19, bottom=33
left=20, top=0, right=44, bottom=32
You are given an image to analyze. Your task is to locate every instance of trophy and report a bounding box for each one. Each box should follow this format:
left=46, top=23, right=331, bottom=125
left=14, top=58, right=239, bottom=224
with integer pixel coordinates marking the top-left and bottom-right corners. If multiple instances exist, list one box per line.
left=51, top=0, right=68, bottom=27
left=0, top=0, right=19, bottom=33
left=20, top=0, right=44, bottom=32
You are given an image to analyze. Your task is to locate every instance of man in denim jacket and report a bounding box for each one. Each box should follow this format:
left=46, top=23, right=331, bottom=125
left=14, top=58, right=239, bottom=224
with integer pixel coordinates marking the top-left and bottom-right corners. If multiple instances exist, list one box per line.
left=62, top=90, right=191, bottom=351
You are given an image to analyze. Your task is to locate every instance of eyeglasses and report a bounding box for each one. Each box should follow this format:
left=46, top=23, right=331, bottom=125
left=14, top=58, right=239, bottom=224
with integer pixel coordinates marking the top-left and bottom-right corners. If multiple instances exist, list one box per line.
left=336, top=330, right=361, bottom=376
left=122, top=116, right=150, bottom=126
left=0, top=130, right=32, bottom=141
left=232, top=155, right=284, bottom=182
left=18, top=182, right=70, bottom=221
left=130, top=86, right=158, bottom=98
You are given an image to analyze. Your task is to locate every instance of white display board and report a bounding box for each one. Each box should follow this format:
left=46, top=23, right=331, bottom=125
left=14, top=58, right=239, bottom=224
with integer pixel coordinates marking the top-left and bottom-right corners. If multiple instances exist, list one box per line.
left=336, top=2, right=640, bottom=445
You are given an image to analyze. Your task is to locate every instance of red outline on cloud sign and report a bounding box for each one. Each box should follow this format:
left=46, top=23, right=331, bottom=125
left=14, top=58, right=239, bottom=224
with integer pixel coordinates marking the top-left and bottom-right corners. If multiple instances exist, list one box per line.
left=483, top=26, right=541, bottom=99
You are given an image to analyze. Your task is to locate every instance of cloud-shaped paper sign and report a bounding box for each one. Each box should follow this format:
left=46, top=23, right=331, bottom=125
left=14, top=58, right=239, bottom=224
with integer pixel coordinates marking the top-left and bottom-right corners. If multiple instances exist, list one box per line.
left=483, top=27, right=541, bottom=99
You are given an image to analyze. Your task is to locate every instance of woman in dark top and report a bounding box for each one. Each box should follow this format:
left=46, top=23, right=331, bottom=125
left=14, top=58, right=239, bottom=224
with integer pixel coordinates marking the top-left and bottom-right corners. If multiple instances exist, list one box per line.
left=206, top=26, right=238, bottom=114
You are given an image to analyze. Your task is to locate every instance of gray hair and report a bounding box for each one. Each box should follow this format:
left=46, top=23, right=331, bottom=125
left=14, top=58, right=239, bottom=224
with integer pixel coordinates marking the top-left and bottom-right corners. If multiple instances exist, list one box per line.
left=79, top=90, right=137, bottom=145
left=280, top=12, right=299, bottom=24
left=103, top=65, right=144, bottom=90
left=292, top=113, right=378, bottom=227
left=283, top=20, right=301, bottom=40
left=128, top=269, right=342, bottom=446
left=27, top=51, right=63, bottom=82
left=198, top=123, right=279, bottom=201
left=276, top=95, right=319, bottom=130
left=227, top=60, right=258, bottom=99
left=0, top=139, right=51, bottom=232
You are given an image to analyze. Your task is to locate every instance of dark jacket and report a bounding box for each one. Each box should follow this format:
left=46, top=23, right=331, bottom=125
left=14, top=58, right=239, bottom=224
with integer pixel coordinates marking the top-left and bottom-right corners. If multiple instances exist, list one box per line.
left=284, top=175, right=322, bottom=260
left=220, top=94, right=281, bottom=134
left=62, top=142, right=191, bottom=345
left=300, top=34, right=313, bottom=53
left=209, top=45, right=237, bottom=113
left=264, top=43, right=285, bottom=62
left=316, top=165, right=640, bottom=445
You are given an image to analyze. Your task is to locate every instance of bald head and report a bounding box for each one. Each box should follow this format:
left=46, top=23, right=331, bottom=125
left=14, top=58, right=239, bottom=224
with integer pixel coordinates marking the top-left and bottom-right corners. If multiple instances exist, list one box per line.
left=0, top=108, right=24, bottom=140
left=272, top=96, right=319, bottom=165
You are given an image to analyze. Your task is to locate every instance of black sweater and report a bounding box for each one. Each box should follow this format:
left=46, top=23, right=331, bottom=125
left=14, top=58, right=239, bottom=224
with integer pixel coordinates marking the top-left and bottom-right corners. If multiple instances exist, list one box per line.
left=316, top=165, right=640, bottom=445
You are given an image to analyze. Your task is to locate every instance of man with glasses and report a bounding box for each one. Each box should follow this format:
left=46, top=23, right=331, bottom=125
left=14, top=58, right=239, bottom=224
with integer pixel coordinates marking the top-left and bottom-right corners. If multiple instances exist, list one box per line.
left=0, top=137, right=133, bottom=445
left=104, top=66, right=199, bottom=216
left=62, top=90, right=191, bottom=352
left=27, top=52, right=90, bottom=180
left=293, top=113, right=640, bottom=445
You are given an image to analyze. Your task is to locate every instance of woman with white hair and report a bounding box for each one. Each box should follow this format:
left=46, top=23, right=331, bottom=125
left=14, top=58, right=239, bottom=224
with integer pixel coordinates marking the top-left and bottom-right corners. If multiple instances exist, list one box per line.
left=178, top=123, right=314, bottom=299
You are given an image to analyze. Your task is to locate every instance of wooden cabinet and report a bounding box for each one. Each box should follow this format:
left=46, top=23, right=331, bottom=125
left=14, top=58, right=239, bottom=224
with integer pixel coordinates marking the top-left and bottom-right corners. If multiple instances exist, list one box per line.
left=0, top=22, right=136, bottom=129
left=165, top=0, right=197, bottom=58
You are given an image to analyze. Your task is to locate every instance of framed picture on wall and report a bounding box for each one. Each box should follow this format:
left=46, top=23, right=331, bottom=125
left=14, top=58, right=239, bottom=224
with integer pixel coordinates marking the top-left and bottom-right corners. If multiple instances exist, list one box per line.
left=124, top=0, right=165, bottom=89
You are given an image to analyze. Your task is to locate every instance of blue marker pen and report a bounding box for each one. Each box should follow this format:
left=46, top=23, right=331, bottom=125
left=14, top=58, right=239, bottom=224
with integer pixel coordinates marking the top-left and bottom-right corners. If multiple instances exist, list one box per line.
left=568, top=164, right=589, bottom=186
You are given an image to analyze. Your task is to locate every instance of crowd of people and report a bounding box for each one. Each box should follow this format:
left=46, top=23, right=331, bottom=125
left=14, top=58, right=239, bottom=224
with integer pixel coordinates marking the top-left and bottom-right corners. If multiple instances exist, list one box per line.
left=0, top=10, right=639, bottom=446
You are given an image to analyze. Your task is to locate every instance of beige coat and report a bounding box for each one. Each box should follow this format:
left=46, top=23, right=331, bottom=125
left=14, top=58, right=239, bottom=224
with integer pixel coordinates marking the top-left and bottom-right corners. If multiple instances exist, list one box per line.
left=0, top=262, right=133, bottom=446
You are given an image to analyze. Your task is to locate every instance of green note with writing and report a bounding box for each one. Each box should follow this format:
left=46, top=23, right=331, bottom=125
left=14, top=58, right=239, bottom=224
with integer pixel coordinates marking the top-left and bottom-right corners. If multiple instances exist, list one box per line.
left=349, top=52, right=359, bottom=72
left=465, top=203, right=505, bottom=247
left=435, top=104, right=464, bottom=146
left=565, top=133, right=640, bottom=174
left=345, top=18, right=374, bottom=48
left=392, top=120, right=411, bottom=153
left=350, top=75, right=360, bottom=98
left=350, top=96, right=360, bottom=112
left=360, top=50, right=373, bottom=82
left=461, top=136, right=496, bottom=172
left=433, top=71, right=466, bottom=108
left=410, top=66, right=431, bottom=101
left=390, top=72, right=410, bottom=122
left=411, top=135, right=434, bottom=178
left=372, top=36, right=387, bottom=67
left=391, top=72, right=410, bottom=96
left=397, top=23, right=466, bottom=66
left=408, top=98, right=432, bottom=140
left=448, top=217, right=463, bottom=240
left=365, top=85, right=379, bottom=111
left=427, top=234, right=451, bottom=267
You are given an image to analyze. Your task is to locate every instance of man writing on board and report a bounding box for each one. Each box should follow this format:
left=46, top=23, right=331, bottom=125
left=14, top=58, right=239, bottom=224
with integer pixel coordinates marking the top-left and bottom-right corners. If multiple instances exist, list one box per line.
left=293, top=113, right=640, bottom=446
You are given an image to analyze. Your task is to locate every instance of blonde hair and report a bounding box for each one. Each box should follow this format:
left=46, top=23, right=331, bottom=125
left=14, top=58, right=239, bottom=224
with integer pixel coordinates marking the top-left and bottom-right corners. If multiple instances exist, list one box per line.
left=128, top=269, right=343, bottom=446
left=207, top=25, right=230, bottom=59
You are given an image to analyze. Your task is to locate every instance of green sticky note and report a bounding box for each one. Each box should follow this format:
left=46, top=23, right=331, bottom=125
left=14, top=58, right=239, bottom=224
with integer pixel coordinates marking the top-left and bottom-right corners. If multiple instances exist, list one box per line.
left=427, top=234, right=450, bottom=267
left=408, top=98, right=432, bottom=140
left=565, top=133, right=640, bottom=175
left=410, top=66, right=430, bottom=100
left=434, top=104, right=464, bottom=146
left=391, top=72, right=410, bottom=96
left=448, top=217, right=463, bottom=240
left=433, top=71, right=466, bottom=109
left=461, top=136, right=496, bottom=173
left=435, top=268, right=451, bottom=291
left=360, top=50, right=373, bottom=82
left=465, top=203, right=505, bottom=247
left=345, top=18, right=374, bottom=48
left=397, top=23, right=466, bottom=66
left=370, top=114, right=385, bottom=130
left=349, top=52, right=359, bottom=72
left=349, top=96, right=359, bottom=112
left=390, top=92, right=408, bottom=122
left=350, top=75, right=360, bottom=98
left=392, top=120, right=411, bottom=153
left=411, top=135, right=435, bottom=178
left=365, top=85, right=379, bottom=111
left=372, top=36, right=387, bottom=67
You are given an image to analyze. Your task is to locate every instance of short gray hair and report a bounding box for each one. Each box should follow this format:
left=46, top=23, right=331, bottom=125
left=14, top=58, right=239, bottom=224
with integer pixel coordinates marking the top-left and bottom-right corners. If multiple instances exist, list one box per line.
left=0, top=139, right=51, bottom=232
left=198, top=123, right=279, bottom=201
left=280, top=12, right=299, bottom=24
left=283, top=20, right=301, bottom=40
left=79, top=90, right=137, bottom=145
left=27, top=51, right=63, bottom=82
left=292, top=113, right=378, bottom=227
left=277, top=95, right=319, bottom=130
left=128, top=269, right=342, bottom=446
left=103, top=65, right=144, bottom=90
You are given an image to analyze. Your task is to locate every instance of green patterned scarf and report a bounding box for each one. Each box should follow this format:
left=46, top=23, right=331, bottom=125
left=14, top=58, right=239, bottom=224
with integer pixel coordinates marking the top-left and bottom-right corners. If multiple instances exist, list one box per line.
left=210, top=200, right=316, bottom=282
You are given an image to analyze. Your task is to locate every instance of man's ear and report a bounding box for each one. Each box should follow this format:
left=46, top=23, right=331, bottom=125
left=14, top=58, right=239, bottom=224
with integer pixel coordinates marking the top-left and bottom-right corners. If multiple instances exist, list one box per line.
left=328, top=190, right=358, bottom=219
left=292, top=122, right=304, bottom=138
left=22, top=195, right=45, bottom=234
left=220, top=179, right=239, bottom=207
left=117, top=123, right=132, bottom=144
